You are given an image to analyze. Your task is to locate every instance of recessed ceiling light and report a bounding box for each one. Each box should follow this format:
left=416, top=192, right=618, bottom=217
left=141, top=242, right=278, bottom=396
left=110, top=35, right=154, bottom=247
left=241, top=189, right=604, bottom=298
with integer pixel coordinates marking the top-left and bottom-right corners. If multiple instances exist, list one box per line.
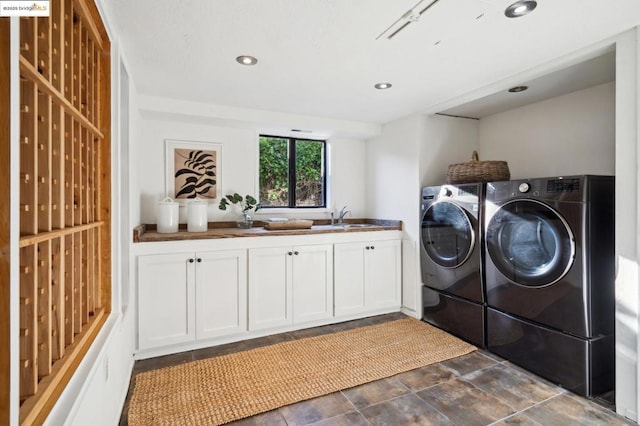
left=236, top=55, right=258, bottom=66
left=374, top=83, right=392, bottom=90
left=508, top=85, right=528, bottom=93
left=504, top=0, right=537, bottom=18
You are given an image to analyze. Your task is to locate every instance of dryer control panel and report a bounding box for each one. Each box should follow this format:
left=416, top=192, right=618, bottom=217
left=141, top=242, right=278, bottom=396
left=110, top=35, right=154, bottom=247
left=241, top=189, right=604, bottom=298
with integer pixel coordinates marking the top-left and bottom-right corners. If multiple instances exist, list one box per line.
left=487, top=175, right=593, bottom=203
left=547, top=178, right=580, bottom=193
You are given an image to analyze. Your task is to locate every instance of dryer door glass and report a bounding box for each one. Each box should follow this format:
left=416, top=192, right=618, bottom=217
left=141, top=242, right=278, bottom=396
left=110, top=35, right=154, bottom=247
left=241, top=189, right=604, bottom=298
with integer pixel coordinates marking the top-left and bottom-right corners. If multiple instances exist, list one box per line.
left=421, top=201, right=475, bottom=268
left=486, top=199, right=575, bottom=287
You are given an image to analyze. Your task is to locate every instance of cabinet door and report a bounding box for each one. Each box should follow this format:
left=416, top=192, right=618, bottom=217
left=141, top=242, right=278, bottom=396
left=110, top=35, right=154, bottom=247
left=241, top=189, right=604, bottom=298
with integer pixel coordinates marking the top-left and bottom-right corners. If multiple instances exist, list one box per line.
left=366, top=240, right=402, bottom=309
left=195, top=249, right=247, bottom=340
left=334, top=242, right=366, bottom=316
left=137, top=253, right=196, bottom=350
left=248, top=247, right=292, bottom=330
left=292, top=244, right=334, bottom=323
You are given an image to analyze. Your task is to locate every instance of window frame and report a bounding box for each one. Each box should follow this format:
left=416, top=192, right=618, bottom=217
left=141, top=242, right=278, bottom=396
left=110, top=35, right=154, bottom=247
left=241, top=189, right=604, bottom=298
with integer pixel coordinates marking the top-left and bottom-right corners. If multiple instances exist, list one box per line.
left=259, top=135, right=327, bottom=209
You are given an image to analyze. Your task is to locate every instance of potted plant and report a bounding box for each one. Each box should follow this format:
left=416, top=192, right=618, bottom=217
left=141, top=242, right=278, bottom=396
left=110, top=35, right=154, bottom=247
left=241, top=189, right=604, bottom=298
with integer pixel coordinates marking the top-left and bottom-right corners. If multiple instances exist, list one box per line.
left=219, top=193, right=260, bottom=228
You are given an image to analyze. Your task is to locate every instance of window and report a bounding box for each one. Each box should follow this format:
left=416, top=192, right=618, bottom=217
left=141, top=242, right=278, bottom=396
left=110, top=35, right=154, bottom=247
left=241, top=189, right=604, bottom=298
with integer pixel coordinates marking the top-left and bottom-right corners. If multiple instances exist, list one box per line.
left=259, top=135, right=326, bottom=208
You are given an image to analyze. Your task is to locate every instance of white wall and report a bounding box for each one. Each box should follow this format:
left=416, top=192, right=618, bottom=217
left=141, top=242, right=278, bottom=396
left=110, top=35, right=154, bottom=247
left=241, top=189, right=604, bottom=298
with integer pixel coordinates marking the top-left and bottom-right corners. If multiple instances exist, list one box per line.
left=328, top=137, right=367, bottom=218
left=479, top=81, right=616, bottom=178
left=135, top=101, right=370, bottom=225
left=366, top=114, right=422, bottom=316
left=365, top=113, right=480, bottom=317
left=420, top=115, right=479, bottom=187
left=614, top=29, right=640, bottom=421
left=137, top=117, right=257, bottom=224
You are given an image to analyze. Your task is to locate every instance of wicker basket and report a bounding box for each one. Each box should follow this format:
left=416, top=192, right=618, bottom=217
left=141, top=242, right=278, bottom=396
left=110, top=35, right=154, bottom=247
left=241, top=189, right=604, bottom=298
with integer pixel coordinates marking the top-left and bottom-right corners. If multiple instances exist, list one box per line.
left=446, top=151, right=510, bottom=184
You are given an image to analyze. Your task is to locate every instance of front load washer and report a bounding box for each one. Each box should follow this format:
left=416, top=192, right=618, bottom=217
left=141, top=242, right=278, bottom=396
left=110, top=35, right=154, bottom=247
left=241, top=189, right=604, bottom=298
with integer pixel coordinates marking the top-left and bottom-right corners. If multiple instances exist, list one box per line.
left=420, top=183, right=485, bottom=347
left=484, top=175, right=615, bottom=397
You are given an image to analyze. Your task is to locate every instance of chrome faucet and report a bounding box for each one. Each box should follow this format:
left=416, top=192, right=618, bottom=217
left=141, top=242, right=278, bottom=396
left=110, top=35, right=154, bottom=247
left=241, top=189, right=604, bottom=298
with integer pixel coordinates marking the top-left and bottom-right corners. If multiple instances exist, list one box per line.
left=338, top=206, right=351, bottom=225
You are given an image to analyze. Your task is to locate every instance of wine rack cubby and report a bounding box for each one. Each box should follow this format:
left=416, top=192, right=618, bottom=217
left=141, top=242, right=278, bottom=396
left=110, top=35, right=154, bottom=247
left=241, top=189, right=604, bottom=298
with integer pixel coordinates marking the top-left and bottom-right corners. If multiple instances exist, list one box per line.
left=18, top=1, right=110, bottom=423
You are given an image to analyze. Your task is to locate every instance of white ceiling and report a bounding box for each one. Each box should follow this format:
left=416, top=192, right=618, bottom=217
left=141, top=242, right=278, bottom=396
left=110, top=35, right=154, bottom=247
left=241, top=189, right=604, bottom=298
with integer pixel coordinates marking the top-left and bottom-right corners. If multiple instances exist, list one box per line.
left=439, top=50, right=616, bottom=119
left=110, top=0, right=640, bottom=125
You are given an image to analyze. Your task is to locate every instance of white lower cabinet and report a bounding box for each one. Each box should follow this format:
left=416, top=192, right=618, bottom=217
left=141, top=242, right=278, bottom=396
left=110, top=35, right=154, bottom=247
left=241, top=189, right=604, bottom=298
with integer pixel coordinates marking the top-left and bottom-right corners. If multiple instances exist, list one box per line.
left=334, top=239, right=401, bottom=316
left=248, top=244, right=333, bottom=331
left=138, top=252, right=195, bottom=350
left=195, top=250, right=248, bottom=340
left=135, top=232, right=402, bottom=356
left=137, top=249, right=247, bottom=350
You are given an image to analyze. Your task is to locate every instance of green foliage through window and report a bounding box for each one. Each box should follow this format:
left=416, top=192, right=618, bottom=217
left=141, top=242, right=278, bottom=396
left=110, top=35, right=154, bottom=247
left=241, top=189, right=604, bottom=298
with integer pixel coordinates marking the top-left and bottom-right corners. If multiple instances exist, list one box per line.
left=259, top=136, right=326, bottom=208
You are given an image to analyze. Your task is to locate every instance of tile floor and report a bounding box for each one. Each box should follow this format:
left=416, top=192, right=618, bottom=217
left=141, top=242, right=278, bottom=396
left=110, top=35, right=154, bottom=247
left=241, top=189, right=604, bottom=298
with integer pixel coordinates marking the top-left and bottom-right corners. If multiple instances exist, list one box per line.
left=120, top=313, right=634, bottom=425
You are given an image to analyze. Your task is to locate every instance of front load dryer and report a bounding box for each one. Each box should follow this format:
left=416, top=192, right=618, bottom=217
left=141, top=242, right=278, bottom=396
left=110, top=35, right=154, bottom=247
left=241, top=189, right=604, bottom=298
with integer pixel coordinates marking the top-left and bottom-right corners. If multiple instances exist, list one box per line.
left=420, top=183, right=485, bottom=347
left=484, top=175, right=615, bottom=397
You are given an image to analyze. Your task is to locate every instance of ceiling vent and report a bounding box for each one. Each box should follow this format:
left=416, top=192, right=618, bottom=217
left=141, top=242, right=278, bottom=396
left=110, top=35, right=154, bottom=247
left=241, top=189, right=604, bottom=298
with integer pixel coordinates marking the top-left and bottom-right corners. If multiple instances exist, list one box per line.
left=376, top=0, right=441, bottom=40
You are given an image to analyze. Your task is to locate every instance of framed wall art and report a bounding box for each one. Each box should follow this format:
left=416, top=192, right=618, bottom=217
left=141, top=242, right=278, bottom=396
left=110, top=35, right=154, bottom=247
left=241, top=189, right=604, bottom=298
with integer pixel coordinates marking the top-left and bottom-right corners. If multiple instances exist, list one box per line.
left=165, top=139, right=222, bottom=204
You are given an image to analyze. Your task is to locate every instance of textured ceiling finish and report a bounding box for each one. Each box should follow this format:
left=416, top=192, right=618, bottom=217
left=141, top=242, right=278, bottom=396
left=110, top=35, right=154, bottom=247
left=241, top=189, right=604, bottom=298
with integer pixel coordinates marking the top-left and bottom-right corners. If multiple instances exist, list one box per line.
left=111, top=0, right=640, bottom=124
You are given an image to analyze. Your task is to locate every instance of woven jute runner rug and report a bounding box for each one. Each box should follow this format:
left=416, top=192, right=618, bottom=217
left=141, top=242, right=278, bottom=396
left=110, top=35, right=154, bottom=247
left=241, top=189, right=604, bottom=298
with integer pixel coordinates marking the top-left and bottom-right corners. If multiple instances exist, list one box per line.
left=128, top=317, right=476, bottom=425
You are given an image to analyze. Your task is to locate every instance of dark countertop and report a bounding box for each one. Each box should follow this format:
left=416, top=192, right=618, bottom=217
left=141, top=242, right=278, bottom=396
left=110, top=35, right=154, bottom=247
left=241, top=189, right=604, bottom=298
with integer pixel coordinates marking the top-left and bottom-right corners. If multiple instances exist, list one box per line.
left=133, top=219, right=402, bottom=243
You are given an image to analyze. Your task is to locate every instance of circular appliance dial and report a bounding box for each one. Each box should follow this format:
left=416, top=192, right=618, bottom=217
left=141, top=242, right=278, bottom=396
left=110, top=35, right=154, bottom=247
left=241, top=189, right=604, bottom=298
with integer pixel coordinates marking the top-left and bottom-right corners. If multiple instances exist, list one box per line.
left=518, top=182, right=530, bottom=193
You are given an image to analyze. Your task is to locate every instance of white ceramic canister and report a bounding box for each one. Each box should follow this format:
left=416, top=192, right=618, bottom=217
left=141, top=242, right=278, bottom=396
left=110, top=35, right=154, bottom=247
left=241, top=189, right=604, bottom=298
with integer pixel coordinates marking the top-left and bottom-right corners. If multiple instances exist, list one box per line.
left=187, top=199, right=208, bottom=232
left=156, top=197, right=179, bottom=233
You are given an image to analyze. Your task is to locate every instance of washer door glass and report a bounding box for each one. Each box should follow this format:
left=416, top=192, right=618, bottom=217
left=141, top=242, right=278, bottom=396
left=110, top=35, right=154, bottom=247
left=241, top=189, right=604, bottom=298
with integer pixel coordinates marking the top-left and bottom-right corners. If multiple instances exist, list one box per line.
left=421, top=201, right=475, bottom=268
left=486, top=199, right=575, bottom=287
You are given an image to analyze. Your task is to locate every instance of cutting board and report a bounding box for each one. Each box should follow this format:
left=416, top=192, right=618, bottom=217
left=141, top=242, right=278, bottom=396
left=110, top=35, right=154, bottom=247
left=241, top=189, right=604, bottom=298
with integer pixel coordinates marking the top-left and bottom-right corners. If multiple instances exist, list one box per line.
left=264, top=220, right=314, bottom=230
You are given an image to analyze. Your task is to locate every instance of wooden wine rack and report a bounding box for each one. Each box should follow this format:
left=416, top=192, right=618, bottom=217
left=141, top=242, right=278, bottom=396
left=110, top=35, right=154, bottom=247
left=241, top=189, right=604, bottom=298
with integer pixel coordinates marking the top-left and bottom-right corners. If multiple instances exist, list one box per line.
left=18, top=1, right=110, bottom=423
